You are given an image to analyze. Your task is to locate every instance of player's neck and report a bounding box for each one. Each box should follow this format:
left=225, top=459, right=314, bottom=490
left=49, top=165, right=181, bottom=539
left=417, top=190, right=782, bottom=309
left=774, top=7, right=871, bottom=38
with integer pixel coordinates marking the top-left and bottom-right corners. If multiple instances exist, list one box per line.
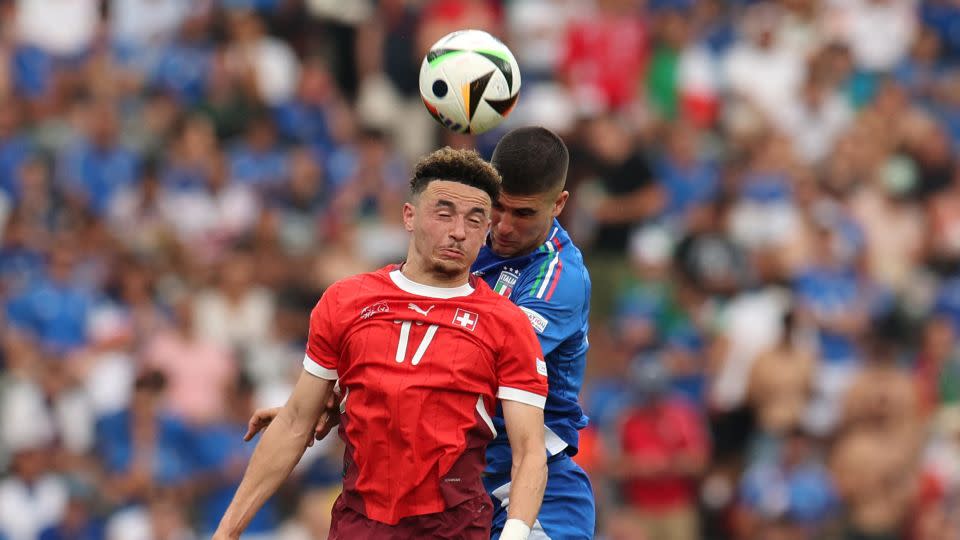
left=400, top=260, right=470, bottom=288
left=515, top=228, right=552, bottom=258
left=528, top=229, right=553, bottom=256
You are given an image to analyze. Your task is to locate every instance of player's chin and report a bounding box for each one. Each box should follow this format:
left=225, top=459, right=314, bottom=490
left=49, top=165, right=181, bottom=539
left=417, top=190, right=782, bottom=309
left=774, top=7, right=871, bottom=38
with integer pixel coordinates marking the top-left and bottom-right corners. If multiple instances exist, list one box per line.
left=491, top=238, right=521, bottom=258
left=431, top=257, right=468, bottom=276
left=493, top=245, right=521, bottom=259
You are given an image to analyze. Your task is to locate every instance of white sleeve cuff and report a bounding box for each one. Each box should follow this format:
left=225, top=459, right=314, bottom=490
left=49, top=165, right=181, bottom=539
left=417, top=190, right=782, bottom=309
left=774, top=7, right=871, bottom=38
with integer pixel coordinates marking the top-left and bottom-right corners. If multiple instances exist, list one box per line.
left=303, top=355, right=338, bottom=380
left=500, top=519, right=531, bottom=540
left=497, top=387, right=546, bottom=409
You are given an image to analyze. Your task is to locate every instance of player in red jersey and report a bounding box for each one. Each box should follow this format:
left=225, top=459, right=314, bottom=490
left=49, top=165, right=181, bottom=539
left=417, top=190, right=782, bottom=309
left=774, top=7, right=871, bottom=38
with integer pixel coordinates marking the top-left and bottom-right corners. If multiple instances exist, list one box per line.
left=213, top=148, right=548, bottom=540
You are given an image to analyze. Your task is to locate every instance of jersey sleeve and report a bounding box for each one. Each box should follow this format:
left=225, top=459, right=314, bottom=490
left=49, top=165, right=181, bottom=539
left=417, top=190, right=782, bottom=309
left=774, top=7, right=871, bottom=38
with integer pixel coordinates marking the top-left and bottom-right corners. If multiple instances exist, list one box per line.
left=303, top=284, right=343, bottom=380
left=514, top=258, right=589, bottom=356
left=494, top=301, right=549, bottom=408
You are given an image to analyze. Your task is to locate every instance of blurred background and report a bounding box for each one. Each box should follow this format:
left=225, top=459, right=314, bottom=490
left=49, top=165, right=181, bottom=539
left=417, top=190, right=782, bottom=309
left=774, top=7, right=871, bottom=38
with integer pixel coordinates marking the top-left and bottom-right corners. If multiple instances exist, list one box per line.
left=0, top=0, right=959, bottom=539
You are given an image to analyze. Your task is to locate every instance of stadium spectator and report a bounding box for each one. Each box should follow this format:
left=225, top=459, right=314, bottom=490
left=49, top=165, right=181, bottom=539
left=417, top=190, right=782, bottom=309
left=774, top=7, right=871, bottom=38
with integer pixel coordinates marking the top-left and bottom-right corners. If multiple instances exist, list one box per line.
left=577, top=114, right=663, bottom=316
left=94, top=369, right=193, bottom=511
left=0, top=443, right=67, bottom=540
left=747, top=311, right=815, bottom=444
left=737, top=427, right=838, bottom=540
left=611, top=360, right=709, bottom=540
left=830, top=422, right=921, bottom=540
left=224, top=9, right=300, bottom=107
left=142, top=297, right=236, bottom=425
left=558, top=0, right=648, bottom=111
left=227, top=111, right=289, bottom=188
left=5, top=246, right=93, bottom=355
left=840, top=331, right=919, bottom=435
left=14, top=0, right=100, bottom=62
left=722, top=3, right=805, bottom=124
left=191, top=372, right=280, bottom=538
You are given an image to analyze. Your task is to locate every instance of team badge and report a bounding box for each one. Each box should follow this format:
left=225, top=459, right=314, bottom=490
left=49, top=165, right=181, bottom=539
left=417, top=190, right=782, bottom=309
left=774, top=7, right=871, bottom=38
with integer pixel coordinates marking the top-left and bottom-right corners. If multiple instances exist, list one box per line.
left=453, top=308, right=479, bottom=331
left=493, top=268, right=520, bottom=297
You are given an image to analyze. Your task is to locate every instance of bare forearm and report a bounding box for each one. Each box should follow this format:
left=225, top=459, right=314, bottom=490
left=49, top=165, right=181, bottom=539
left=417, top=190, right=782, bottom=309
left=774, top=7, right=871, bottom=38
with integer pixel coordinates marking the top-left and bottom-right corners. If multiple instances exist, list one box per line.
left=507, top=452, right=547, bottom=526
left=216, top=409, right=314, bottom=537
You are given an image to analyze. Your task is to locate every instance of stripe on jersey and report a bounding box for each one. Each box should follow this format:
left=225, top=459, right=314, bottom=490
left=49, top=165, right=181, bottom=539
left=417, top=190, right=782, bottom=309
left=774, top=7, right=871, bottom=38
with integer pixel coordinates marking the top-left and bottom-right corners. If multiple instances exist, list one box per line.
left=530, top=227, right=560, bottom=298
left=339, top=387, right=349, bottom=413
left=302, top=355, right=338, bottom=380
left=537, top=238, right=563, bottom=300
left=497, top=386, right=547, bottom=409
left=476, top=395, right=497, bottom=437
left=543, top=238, right=564, bottom=301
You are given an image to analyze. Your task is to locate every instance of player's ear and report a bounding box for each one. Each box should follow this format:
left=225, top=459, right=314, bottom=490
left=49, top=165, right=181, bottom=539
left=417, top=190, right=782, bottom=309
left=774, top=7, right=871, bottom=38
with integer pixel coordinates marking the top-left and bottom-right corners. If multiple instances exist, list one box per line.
left=552, top=190, right=569, bottom=218
left=402, top=202, right=416, bottom=232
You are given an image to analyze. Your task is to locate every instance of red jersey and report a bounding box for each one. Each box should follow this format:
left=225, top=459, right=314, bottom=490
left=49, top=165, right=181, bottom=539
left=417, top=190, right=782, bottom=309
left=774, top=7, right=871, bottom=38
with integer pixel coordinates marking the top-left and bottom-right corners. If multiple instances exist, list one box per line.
left=559, top=15, right=648, bottom=110
left=303, top=265, right=548, bottom=525
left=619, top=398, right=709, bottom=511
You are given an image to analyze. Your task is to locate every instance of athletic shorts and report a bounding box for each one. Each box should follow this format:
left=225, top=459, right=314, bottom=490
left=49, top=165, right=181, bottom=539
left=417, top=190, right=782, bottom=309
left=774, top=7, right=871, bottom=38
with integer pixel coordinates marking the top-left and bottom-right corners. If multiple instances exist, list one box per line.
left=328, top=492, right=493, bottom=540
left=484, top=453, right=596, bottom=540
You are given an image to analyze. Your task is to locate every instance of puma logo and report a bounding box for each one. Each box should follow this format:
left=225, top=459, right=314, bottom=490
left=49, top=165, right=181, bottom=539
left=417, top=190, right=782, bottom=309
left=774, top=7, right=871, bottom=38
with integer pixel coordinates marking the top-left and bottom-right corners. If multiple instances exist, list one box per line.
left=408, top=303, right=436, bottom=316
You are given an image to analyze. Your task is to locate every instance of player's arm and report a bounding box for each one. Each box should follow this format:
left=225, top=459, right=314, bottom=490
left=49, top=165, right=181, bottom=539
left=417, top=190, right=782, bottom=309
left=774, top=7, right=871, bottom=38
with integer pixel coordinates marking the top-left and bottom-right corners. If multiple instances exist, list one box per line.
left=501, top=399, right=547, bottom=539
left=213, top=370, right=333, bottom=540
left=244, top=390, right=339, bottom=445
left=494, top=299, right=551, bottom=540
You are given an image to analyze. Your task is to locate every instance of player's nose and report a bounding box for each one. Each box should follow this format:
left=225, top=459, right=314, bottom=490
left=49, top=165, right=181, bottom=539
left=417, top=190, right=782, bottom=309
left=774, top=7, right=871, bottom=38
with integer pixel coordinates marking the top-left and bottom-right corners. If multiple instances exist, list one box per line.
left=449, top=216, right=467, bottom=241
left=494, top=215, right=513, bottom=237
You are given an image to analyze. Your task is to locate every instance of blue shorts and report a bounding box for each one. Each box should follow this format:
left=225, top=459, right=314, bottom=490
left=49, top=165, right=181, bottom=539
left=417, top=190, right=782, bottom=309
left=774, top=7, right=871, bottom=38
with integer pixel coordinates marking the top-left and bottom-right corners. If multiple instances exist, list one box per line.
left=483, top=453, right=595, bottom=540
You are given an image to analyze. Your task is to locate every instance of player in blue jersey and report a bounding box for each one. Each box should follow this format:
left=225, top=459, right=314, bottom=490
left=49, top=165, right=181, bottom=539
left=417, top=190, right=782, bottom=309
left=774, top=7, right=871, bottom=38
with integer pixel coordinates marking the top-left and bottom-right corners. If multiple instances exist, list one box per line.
left=245, top=127, right=595, bottom=539
left=475, top=126, right=594, bottom=540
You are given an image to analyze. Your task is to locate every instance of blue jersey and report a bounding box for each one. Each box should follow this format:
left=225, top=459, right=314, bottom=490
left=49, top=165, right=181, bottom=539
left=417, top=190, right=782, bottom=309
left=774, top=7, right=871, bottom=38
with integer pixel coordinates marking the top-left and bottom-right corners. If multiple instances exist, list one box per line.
left=473, top=220, right=590, bottom=474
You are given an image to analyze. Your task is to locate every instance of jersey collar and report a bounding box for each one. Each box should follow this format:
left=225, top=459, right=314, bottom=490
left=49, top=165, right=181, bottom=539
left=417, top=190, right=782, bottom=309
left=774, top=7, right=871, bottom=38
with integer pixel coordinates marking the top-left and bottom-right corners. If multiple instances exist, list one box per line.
left=473, top=219, right=567, bottom=275
left=389, top=269, right=475, bottom=298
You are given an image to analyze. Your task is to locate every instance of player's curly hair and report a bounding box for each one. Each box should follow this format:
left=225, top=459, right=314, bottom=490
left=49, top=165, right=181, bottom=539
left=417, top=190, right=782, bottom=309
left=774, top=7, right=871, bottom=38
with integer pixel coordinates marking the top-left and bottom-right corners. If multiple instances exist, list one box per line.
left=410, top=147, right=501, bottom=204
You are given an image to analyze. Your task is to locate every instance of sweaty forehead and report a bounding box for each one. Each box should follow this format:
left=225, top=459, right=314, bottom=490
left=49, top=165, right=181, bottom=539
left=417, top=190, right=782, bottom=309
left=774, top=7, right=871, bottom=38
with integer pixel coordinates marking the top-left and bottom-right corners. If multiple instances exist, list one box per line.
left=423, top=180, right=492, bottom=210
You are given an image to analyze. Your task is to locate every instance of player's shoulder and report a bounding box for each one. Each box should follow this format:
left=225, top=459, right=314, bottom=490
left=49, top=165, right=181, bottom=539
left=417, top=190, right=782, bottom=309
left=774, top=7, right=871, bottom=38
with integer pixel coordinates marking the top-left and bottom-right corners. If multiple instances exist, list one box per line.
left=554, top=227, right=589, bottom=281
left=342, top=265, right=394, bottom=287
left=470, top=276, right=515, bottom=310
left=517, top=226, right=589, bottom=306
left=471, top=278, right=531, bottom=323
left=318, top=265, right=397, bottom=305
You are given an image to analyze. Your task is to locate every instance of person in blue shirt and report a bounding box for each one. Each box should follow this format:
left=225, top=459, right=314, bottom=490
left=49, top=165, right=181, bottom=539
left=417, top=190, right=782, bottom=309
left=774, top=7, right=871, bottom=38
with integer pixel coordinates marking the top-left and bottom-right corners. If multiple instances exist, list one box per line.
left=245, top=127, right=595, bottom=539
left=95, top=369, right=195, bottom=512
left=148, top=19, right=214, bottom=105
left=38, top=483, right=106, bottom=540
left=472, top=126, right=594, bottom=540
left=0, top=101, right=33, bottom=201
left=191, top=372, right=280, bottom=538
left=739, top=427, right=839, bottom=538
left=57, top=101, right=140, bottom=216
left=5, top=247, right=94, bottom=355
left=227, top=113, right=289, bottom=188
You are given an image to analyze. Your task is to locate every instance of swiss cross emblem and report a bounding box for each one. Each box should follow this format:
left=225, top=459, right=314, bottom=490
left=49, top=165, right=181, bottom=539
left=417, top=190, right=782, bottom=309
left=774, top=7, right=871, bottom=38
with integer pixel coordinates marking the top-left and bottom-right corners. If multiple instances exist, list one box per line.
left=453, top=308, right=478, bottom=331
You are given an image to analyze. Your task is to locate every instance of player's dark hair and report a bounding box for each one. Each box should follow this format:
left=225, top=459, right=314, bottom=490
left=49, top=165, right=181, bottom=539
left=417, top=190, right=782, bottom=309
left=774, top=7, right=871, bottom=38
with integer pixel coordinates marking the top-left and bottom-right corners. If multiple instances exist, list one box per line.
left=134, top=369, right=167, bottom=392
left=491, top=126, right=568, bottom=196
left=410, top=147, right=501, bottom=204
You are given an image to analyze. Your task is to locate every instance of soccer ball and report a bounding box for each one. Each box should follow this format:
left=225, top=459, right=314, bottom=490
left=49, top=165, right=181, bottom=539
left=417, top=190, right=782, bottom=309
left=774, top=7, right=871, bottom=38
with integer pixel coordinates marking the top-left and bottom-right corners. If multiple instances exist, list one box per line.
left=419, top=30, right=521, bottom=135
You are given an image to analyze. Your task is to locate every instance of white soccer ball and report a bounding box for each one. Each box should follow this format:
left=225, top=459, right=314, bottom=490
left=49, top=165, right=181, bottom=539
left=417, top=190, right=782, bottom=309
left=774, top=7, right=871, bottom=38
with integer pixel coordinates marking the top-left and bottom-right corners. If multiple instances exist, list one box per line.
left=419, top=29, right=521, bottom=135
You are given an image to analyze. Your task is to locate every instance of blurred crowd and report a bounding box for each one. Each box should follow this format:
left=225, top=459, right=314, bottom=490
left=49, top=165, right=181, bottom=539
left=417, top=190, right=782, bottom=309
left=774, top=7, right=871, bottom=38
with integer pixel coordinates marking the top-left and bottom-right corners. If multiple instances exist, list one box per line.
left=1, top=0, right=960, bottom=539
